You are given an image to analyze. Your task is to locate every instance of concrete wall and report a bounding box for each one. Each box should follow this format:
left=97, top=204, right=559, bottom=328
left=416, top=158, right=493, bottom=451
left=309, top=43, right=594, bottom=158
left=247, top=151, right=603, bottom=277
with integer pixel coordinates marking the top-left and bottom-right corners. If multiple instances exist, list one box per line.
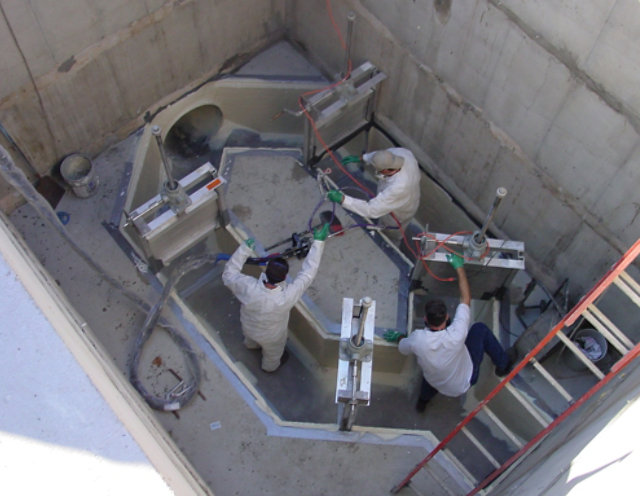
left=289, top=0, right=640, bottom=299
left=1, top=0, right=638, bottom=297
left=0, top=0, right=286, bottom=209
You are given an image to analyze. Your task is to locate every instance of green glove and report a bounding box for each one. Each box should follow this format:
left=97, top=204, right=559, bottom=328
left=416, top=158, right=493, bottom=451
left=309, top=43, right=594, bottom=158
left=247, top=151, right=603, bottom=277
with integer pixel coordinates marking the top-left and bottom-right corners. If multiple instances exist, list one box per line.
left=327, top=190, right=344, bottom=204
left=314, top=222, right=330, bottom=241
left=341, top=155, right=361, bottom=165
left=383, top=330, right=405, bottom=343
left=446, top=252, right=464, bottom=269
left=245, top=238, right=255, bottom=249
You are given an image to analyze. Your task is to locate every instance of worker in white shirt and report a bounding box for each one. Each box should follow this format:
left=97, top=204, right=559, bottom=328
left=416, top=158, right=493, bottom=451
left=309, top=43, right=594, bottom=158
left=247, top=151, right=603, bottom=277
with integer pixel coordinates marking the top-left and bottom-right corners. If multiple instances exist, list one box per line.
left=396, top=253, right=513, bottom=411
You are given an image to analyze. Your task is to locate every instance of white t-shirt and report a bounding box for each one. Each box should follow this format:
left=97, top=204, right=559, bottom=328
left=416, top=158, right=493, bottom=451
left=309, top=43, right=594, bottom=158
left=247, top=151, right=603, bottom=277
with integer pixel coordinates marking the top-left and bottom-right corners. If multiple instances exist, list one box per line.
left=398, top=303, right=473, bottom=397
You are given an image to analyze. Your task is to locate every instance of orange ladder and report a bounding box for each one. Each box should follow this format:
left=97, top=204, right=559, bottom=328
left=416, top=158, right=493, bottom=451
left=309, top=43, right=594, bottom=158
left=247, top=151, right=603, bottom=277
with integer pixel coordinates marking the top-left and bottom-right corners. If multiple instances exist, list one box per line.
left=391, top=238, right=640, bottom=495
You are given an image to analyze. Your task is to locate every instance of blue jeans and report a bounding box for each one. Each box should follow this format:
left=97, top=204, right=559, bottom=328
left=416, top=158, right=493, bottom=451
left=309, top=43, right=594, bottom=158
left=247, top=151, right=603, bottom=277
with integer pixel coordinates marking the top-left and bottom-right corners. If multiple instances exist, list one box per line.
left=420, top=322, right=509, bottom=401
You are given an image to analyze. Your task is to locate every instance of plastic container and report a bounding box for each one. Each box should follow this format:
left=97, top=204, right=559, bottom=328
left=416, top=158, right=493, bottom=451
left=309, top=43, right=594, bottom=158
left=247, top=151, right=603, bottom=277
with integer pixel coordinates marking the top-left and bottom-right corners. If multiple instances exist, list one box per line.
left=60, top=154, right=99, bottom=198
left=565, top=328, right=608, bottom=371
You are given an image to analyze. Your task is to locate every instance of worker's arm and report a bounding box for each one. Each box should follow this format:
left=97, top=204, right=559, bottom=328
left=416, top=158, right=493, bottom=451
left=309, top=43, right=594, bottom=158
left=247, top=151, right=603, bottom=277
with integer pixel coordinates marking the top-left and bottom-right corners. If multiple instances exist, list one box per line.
left=221, top=239, right=255, bottom=296
left=282, top=223, right=329, bottom=300
left=447, top=253, right=470, bottom=306
left=457, top=266, right=470, bottom=306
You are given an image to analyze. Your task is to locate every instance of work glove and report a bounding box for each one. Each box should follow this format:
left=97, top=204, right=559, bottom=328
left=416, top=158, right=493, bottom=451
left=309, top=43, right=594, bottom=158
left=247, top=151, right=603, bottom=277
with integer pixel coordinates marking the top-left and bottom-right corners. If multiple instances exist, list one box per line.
left=341, top=155, right=361, bottom=165
left=314, top=223, right=330, bottom=241
left=245, top=238, right=255, bottom=249
left=446, top=252, right=464, bottom=270
left=327, top=190, right=344, bottom=204
left=383, top=329, right=405, bottom=343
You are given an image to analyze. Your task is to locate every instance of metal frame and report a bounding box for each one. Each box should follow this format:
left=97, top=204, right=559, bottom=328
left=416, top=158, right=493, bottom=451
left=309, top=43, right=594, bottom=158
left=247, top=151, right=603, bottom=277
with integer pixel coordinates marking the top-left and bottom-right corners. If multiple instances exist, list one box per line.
left=391, top=238, right=640, bottom=495
left=335, top=296, right=376, bottom=431
left=125, top=162, right=225, bottom=264
left=302, top=61, right=386, bottom=165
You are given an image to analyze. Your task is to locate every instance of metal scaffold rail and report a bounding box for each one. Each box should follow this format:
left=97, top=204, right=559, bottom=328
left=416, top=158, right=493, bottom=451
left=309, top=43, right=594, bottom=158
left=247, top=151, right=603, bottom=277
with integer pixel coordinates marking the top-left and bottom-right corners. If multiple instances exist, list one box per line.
left=391, top=238, right=640, bottom=495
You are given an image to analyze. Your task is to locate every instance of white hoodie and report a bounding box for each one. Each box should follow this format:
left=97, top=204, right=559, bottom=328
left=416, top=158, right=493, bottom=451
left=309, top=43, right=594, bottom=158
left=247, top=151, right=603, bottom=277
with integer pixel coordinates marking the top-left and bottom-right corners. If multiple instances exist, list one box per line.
left=342, top=147, right=421, bottom=225
left=222, top=240, right=325, bottom=343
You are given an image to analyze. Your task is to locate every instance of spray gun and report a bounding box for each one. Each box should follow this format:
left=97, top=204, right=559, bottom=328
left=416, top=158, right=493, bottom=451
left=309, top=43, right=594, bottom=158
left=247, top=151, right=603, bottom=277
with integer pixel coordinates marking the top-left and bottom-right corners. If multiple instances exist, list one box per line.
left=464, top=187, right=507, bottom=261
left=152, top=125, right=191, bottom=215
left=245, top=211, right=344, bottom=265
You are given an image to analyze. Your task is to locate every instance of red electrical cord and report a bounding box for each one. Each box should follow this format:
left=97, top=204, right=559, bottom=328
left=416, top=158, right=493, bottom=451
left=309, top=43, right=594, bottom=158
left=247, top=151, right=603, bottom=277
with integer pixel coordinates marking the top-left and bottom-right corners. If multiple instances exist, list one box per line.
left=301, top=1, right=472, bottom=283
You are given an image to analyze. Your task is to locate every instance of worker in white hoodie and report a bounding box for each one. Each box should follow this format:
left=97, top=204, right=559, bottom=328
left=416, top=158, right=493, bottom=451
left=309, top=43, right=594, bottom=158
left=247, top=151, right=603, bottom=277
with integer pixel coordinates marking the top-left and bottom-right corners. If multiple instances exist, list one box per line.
left=222, top=223, right=329, bottom=372
left=327, top=148, right=421, bottom=240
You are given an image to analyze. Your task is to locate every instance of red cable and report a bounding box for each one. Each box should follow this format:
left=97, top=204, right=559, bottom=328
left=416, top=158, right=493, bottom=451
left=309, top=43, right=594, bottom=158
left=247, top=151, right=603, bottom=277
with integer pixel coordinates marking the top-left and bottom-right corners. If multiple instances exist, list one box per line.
left=302, top=2, right=470, bottom=278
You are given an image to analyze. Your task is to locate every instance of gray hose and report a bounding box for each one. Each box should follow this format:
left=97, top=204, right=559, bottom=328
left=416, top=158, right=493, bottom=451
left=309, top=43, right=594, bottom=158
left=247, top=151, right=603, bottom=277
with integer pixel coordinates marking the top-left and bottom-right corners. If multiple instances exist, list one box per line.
left=0, top=145, right=201, bottom=411
left=128, top=253, right=229, bottom=411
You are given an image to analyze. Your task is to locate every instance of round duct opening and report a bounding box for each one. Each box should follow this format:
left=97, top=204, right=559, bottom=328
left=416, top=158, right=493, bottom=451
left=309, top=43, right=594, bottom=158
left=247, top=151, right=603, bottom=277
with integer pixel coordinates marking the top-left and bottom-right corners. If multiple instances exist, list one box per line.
left=165, top=104, right=223, bottom=161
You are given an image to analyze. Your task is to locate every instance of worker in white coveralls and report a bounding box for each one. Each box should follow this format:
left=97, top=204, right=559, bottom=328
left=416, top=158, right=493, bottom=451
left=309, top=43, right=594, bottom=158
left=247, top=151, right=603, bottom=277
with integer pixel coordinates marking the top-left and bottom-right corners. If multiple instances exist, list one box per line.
left=222, top=223, right=329, bottom=372
left=391, top=253, right=513, bottom=411
left=326, top=148, right=421, bottom=240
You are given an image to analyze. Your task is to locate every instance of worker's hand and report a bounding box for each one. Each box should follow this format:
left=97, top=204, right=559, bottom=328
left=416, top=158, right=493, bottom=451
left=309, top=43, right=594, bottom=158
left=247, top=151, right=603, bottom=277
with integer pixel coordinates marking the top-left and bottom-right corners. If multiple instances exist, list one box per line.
left=383, top=330, right=405, bottom=343
left=327, top=190, right=344, bottom=204
left=314, top=223, right=330, bottom=241
left=340, top=155, right=361, bottom=165
left=446, top=253, right=464, bottom=270
left=245, top=238, right=255, bottom=249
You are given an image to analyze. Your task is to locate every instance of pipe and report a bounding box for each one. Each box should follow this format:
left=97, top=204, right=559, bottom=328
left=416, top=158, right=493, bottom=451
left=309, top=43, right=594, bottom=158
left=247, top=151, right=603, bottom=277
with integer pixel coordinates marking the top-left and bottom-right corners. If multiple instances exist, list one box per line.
left=342, top=12, right=356, bottom=79
left=352, top=296, right=372, bottom=347
left=152, top=125, right=178, bottom=189
left=474, top=187, right=507, bottom=244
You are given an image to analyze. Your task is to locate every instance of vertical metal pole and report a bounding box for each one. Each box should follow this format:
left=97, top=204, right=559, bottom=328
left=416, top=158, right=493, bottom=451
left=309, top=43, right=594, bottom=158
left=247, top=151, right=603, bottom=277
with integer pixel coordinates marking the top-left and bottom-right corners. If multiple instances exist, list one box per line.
left=342, top=12, right=356, bottom=78
left=352, top=296, right=372, bottom=346
left=152, top=125, right=178, bottom=190
left=475, top=187, right=507, bottom=243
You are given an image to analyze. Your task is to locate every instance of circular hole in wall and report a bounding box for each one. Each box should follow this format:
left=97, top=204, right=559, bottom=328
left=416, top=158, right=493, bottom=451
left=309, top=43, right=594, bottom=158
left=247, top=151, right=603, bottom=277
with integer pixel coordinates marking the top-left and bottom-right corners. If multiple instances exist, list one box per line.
left=165, top=104, right=223, bottom=160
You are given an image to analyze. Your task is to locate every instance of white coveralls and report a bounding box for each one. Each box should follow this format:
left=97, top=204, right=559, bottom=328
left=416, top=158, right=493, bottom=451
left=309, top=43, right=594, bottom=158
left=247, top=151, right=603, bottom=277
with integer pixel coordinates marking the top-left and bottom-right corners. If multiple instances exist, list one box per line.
left=222, top=240, right=325, bottom=372
left=341, top=147, right=421, bottom=231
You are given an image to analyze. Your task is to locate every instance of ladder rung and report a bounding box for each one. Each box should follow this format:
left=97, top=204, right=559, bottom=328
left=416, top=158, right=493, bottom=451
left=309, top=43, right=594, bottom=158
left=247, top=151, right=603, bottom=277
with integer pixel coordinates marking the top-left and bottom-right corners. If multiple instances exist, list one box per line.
left=461, top=426, right=501, bottom=469
left=583, top=305, right=633, bottom=353
left=504, top=381, right=552, bottom=427
left=556, top=332, right=606, bottom=379
left=529, top=357, right=574, bottom=403
left=480, top=405, right=525, bottom=449
left=614, top=271, right=640, bottom=308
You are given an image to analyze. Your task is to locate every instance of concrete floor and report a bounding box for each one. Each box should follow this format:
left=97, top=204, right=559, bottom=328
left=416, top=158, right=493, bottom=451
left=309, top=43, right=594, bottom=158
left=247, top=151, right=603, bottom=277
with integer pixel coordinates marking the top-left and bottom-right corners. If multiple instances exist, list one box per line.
left=4, top=42, right=484, bottom=495
left=4, top=138, right=471, bottom=495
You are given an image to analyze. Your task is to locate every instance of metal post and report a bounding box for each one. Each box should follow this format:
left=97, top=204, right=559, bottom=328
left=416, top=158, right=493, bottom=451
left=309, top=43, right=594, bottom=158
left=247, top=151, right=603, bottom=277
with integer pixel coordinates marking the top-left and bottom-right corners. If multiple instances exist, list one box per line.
left=352, top=296, right=372, bottom=347
left=465, top=187, right=507, bottom=260
left=342, top=12, right=356, bottom=79
left=474, top=187, right=507, bottom=244
left=152, top=125, right=178, bottom=190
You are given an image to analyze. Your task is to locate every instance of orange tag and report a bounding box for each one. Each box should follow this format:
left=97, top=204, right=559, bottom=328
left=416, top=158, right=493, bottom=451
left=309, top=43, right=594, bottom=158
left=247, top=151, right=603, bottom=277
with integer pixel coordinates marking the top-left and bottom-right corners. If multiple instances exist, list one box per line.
left=206, top=178, right=222, bottom=190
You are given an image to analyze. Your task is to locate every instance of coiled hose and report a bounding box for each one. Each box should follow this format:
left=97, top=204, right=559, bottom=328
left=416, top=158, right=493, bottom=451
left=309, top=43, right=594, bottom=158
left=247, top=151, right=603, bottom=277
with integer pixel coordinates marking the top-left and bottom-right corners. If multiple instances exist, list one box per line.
left=129, top=253, right=229, bottom=411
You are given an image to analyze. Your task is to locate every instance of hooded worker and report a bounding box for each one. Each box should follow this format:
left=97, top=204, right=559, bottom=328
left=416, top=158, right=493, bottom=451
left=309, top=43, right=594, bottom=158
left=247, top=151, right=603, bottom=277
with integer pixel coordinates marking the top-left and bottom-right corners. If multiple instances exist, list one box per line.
left=222, top=223, right=329, bottom=372
left=327, top=148, right=421, bottom=236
